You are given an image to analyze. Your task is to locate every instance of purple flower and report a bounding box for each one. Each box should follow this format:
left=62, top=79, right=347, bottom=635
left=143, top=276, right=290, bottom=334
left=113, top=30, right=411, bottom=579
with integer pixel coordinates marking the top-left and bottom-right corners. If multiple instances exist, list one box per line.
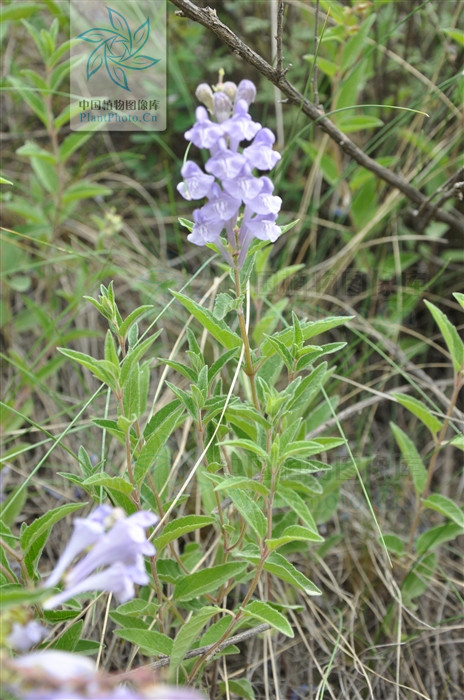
left=177, top=162, right=214, bottom=200
left=44, top=504, right=112, bottom=588
left=7, top=620, right=47, bottom=651
left=178, top=77, right=282, bottom=267
left=43, top=508, right=157, bottom=609
left=5, top=651, right=206, bottom=699
left=184, top=106, right=223, bottom=149
left=243, top=128, right=282, bottom=170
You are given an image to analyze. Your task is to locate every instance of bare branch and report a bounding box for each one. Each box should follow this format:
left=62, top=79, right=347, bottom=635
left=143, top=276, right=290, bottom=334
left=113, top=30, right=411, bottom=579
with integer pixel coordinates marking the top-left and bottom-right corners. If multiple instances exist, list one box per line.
left=169, top=0, right=464, bottom=236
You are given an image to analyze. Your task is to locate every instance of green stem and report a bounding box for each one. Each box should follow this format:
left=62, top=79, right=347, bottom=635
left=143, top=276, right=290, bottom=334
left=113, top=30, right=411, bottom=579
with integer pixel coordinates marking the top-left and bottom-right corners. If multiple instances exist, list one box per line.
left=233, top=263, right=260, bottom=411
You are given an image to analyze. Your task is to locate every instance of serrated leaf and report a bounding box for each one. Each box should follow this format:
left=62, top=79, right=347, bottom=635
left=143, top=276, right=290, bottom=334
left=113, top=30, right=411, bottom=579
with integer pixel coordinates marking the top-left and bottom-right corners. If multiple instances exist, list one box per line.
left=154, top=515, right=215, bottom=551
left=392, top=393, right=442, bottom=435
left=171, top=606, right=222, bottom=671
left=422, top=493, right=464, bottom=528
left=171, top=290, right=241, bottom=350
left=174, top=562, right=247, bottom=601
left=115, top=628, right=172, bottom=656
left=390, top=422, right=427, bottom=495
left=242, top=600, right=293, bottom=637
left=267, top=525, right=324, bottom=551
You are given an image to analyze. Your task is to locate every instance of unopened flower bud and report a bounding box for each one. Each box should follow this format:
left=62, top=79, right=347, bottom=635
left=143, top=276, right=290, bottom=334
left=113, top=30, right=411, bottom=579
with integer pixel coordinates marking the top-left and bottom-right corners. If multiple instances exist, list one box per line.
left=213, top=91, right=232, bottom=123
left=222, top=81, right=237, bottom=101
left=236, top=79, right=256, bottom=106
left=195, top=83, right=214, bottom=111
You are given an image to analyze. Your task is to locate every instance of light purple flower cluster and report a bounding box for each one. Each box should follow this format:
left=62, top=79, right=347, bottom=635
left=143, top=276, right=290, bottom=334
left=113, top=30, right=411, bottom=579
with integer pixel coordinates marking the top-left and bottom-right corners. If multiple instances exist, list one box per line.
left=43, top=506, right=157, bottom=609
left=5, top=651, right=205, bottom=700
left=177, top=77, right=282, bottom=267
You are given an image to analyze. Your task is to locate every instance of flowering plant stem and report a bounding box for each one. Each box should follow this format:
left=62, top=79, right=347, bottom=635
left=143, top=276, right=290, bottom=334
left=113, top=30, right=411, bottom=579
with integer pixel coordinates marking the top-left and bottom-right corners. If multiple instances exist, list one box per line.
left=233, top=261, right=260, bottom=412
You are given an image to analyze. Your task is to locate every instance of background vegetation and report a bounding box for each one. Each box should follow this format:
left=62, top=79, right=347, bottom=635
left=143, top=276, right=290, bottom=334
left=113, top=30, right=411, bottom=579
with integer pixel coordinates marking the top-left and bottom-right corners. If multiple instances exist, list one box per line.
left=1, top=1, right=463, bottom=699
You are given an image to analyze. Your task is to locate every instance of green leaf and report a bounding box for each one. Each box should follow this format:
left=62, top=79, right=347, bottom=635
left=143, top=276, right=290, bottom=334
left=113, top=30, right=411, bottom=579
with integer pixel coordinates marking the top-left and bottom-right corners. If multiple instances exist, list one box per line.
left=58, top=131, right=95, bottom=163
left=170, top=606, right=222, bottom=671
left=402, top=553, right=436, bottom=602
left=58, top=348, right=120, bottom=390
left=335, top=114, right=384, bottom=133
left=178, top=217, right=194, bottom=232
left=174, top=562, right=247, bottom=601
left=30, top=156, right=59, bottom=194
left=424, top=300, right=464, bottom=373
left=171, top=290, right=242, bottom=350
left=118, top=305, right=154, bottom=339
left=0, top=585, right=48, bottom=610
left=443, top=28, right=464, bottom=46
left=416, top=522, right=463, bottom=555
left=213, top=475, right=269, bottom=497
left=81, top=474, right=133, bottom=495
left=421, top=493, right=464, bottom=528
left=453, top=292, right=464, bottom=311
left=62, top=181, right=112, bottom=204
left=450, top=435, right=464, bottom=451
left=8, top=77, right=48, bottom=126
left=219, top=679, right=255, bottom=700
left=392, top=393, right=442, bottom=435
left=303, top=53, right=339, bottom=77
left=267, top=525, right=324, bottom=551
left=120, top=333, right=160, bottom=386
left=242, top=600, right=293, bottom=637
left=20, top=502, right=85, bottom=559
left=135, top=406, right=184, bottom=483
left=0, top=3, right=39, bottom=21
left=229, top=490, right=267, bottom=540
left=279, top=487, right=318, bottom=533
left=261, top=316, right=352, bottom=357
left=390, top=422, right=427, bottom=495
left=16, top=141, right=56, bottom=163
left=208, top=348, right=239, bottom=384
left=213, top=293, right=236, bottom=320
left=219, top=438, right=269, bottom=462
left=340, top=13, right=376, bottom=71
left=115, top=628, right=172, bottom=656
left=382, top=534, right=405, bottom=555
left=264, top=553, right=321, bottom=596
left=154, top=515, right=215, bottom=551
left=51, top=621, right=83, bottom=651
